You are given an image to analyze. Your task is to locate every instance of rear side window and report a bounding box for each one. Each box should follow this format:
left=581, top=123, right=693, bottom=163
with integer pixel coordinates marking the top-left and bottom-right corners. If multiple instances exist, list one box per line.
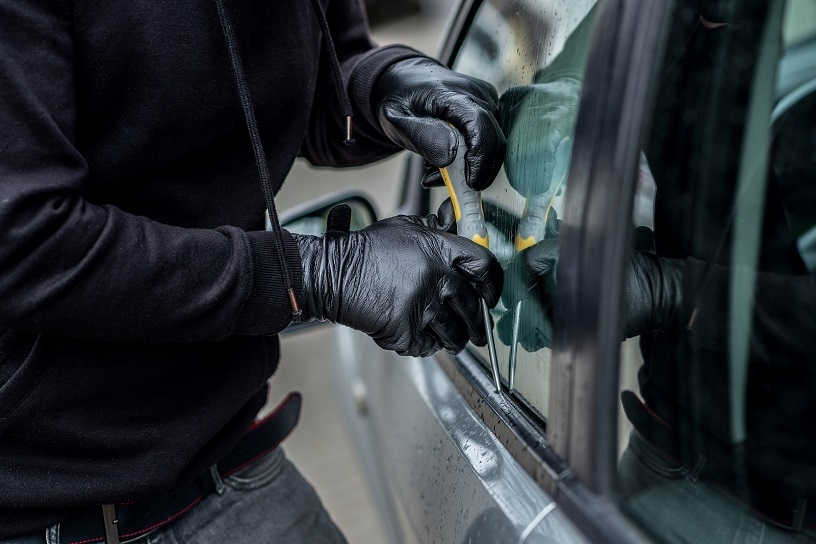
left=615, top=0, right=816, bottom=540
left=436, top=0, right=598, bottom=422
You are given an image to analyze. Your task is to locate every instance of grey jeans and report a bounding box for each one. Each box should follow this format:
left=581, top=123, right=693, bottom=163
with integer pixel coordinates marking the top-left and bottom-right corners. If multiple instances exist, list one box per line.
left=2, top=448, right=348, bottom=544
left=618, top=430, right=816, bottom=544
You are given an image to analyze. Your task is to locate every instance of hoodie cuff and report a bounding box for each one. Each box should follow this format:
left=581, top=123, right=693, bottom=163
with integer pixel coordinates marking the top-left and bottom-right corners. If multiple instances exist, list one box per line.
left=349, top=44, right=428, bottom=132
left=233, top=229, right=303, bottom=336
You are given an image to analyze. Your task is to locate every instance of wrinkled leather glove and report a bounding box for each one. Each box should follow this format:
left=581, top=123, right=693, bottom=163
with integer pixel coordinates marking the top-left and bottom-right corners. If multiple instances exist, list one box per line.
left=497, top=226, right=685, bottom=351
left=293, top=204, right=503, bottom=357
left=499, top=78, right=581, bottom=196
left=372, top=57, right=506, bottom=191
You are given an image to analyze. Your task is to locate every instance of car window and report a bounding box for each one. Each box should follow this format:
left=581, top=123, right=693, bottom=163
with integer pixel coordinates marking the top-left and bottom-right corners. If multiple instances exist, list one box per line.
left=782, top=0, right=816, bottom=47
left=615, top=0, right=816, bottom=540
left=433, top=0, right=598, bottom=421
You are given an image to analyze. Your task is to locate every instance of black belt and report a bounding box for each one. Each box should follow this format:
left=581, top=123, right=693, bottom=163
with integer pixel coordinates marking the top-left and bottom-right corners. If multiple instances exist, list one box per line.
left=58, top=392, right=301, bottom=544
left=621, top=390, right=815, bottom=532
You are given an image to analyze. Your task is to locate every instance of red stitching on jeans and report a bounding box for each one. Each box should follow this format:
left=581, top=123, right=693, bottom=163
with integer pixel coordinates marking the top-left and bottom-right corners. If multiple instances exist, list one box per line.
left=66, top=497, right=204, bottom=544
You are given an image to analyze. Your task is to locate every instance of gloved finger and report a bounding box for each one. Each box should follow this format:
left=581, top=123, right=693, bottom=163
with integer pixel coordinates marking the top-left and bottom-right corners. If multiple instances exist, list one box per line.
left=546, top=210, right=560, bottom=238
left=426, top=305, right=470, bottom=354
left=525, top=238, right=559, bottom=293
left=438, top=273, right=489, bottom=346
left=435, top=199, right=457, bottom=233
left=500, top=256, right=532, bottom=309
left=421, top=169, right=444, bottom=188
left=379, top=103, right=458, bottom=168
left=499, top=85, right=534, bottom=133
left=395, top=337, right=443, bottom=359
left=461, top=111, right=506, bottom=191
left=495, top=300, right=553, bottom=351
left=519, top=312, right=553, bottom=351
left=443, top=236, right=504, bottom=307
left=376, top=326, right=442, bottom=358
left=326, top=204, right=352, bottom=234
left=496, top=309, right=515, bottom=346
left=398, top=199, right=456, bottom=233
left=504, top=125, right=558, bottom=196
left=633, top=225, right=654, bottom=252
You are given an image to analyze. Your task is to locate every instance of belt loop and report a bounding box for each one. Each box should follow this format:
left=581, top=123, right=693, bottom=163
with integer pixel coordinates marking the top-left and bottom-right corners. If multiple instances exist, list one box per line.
left=688, top=455, right=706, bottom=483
left=46, top=524, right=59, bottom=544
left=792, top=497, right=807, bottom=532
left=101, top=504, right=121, bottom=544
left=210, top=464, right=226, bottom=495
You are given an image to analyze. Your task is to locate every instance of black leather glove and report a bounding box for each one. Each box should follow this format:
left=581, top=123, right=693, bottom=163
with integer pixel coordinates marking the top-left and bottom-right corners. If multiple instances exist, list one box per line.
left=372, top=57, right=506, bottom=191
left=293, top=204, right=503, bottom=357
left=497, top=226, right=685, bottom=351
left=622, top=251, right=684, bottom=340
left=499, top=78, right=581, bottom=196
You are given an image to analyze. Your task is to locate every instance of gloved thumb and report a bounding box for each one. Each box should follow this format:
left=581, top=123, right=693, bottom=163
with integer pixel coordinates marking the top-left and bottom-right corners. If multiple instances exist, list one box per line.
left=525, top=238, right=559, bottom=291
left=421, top=163, right=445, bottom=188
left=402, top=198, right=457, bottom=234
left=378, top=103, right=459, bottom=169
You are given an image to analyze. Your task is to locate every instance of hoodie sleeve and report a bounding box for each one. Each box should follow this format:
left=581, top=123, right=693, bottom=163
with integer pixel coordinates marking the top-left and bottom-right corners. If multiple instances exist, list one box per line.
left=300, top=0, right=427, bottom=167
left=681, top=258, right=816, bottom=364
left=0, top=0, right=297, bottom=342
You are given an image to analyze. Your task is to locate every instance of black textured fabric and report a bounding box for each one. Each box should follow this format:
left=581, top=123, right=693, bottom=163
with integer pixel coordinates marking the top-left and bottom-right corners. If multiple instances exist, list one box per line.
left=0, top=0, right=418, bottom=536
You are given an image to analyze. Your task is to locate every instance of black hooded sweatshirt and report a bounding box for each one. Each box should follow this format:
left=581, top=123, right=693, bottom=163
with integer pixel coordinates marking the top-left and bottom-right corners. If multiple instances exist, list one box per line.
left=0, top=0, right=421, bottom=535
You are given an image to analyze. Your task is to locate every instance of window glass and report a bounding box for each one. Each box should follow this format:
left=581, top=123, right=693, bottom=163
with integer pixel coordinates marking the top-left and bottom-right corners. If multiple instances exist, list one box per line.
left=615, top=0, right=816, bottom=541
left=435, top=0, right=597, bottom=419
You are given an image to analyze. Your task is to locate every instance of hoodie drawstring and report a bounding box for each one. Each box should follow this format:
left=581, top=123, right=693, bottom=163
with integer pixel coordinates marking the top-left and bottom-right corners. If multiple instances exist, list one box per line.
left=214, top=0, right=303, bottom=320
left=307, top=0, right=355, bottom=145
left=214, top=0, right=356, bottom=322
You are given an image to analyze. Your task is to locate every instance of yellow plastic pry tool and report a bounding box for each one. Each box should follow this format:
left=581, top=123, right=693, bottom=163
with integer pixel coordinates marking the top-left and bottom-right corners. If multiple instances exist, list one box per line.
left=439, top=134, right=502, bottom=395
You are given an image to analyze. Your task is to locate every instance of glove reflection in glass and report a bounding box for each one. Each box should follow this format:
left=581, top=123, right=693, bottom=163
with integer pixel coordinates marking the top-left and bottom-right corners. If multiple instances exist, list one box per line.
left=293, top=202, right=503, bottom=358
left=499, top=77, right=581, bottom=198
left=497, top=225, right=685, bottom=352
left=497, top=225, right=559, bottom=352
left=373, top=57, right=506, bottom=191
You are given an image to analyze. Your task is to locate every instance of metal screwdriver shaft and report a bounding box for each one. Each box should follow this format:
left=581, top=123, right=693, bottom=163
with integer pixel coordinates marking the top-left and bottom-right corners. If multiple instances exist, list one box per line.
left=439, top=134, right=503, bottom=395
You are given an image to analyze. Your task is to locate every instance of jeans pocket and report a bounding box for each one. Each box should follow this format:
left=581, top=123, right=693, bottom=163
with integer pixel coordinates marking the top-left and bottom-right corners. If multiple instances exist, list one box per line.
left=223, top=447, right=285, bottom=491
left=628, top=430, right=690, bottom=481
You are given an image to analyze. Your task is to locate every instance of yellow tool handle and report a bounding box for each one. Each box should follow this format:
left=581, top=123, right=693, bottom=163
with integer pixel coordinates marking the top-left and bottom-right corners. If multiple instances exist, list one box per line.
left=438, top=131, right=502, bottom=394
left=439, top=138, right=489, bottom=248
left=513, top=135, right=571, bottom=252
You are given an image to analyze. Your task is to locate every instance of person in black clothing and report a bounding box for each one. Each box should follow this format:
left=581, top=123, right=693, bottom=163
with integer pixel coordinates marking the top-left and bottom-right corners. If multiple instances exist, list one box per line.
left=498, top=0, right=816, bottom=540
left=0, top=0, right=505, bottom=542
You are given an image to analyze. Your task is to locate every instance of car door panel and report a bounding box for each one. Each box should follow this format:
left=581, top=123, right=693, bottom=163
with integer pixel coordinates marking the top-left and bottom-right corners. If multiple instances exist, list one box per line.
left=332, top=327, right=588, bottom=543
left=330, top=0, right=671, bottom=542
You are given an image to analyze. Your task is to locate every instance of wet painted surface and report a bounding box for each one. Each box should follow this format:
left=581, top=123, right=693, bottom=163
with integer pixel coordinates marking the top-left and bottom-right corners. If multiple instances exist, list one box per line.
left=335, top=328, right=587, bottom=543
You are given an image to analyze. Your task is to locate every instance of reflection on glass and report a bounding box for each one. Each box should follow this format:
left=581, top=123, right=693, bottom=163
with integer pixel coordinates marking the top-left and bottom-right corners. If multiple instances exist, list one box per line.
left=445, top=0, right=597, bottom=420
left=616, top=0, right=816, bottom=541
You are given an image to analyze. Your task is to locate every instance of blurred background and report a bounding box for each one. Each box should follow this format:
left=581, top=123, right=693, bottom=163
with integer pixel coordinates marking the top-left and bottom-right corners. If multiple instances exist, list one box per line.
left=267, top=1, right=455, bottom=543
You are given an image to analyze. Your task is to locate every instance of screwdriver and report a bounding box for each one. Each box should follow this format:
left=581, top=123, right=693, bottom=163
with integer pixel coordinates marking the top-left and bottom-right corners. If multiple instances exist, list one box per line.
left=439, top=133, right=503, bottom=395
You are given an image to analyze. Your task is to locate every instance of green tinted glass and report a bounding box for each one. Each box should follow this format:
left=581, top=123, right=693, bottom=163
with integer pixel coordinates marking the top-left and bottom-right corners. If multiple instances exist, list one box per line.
left=616, top=0, right=816, bottom=539
left=437, top=0, right=598, bottom=420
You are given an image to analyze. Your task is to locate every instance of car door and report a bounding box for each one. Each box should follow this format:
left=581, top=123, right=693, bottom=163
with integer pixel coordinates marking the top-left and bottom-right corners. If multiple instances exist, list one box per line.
left=330, top=0, right=816, bottom=543
left=329, top=0, right=671, bottom=543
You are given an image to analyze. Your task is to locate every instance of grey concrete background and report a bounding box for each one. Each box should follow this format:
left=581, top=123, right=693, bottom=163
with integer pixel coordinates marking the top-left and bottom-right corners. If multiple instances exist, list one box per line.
left=266, top=6, right=452, bottom=544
